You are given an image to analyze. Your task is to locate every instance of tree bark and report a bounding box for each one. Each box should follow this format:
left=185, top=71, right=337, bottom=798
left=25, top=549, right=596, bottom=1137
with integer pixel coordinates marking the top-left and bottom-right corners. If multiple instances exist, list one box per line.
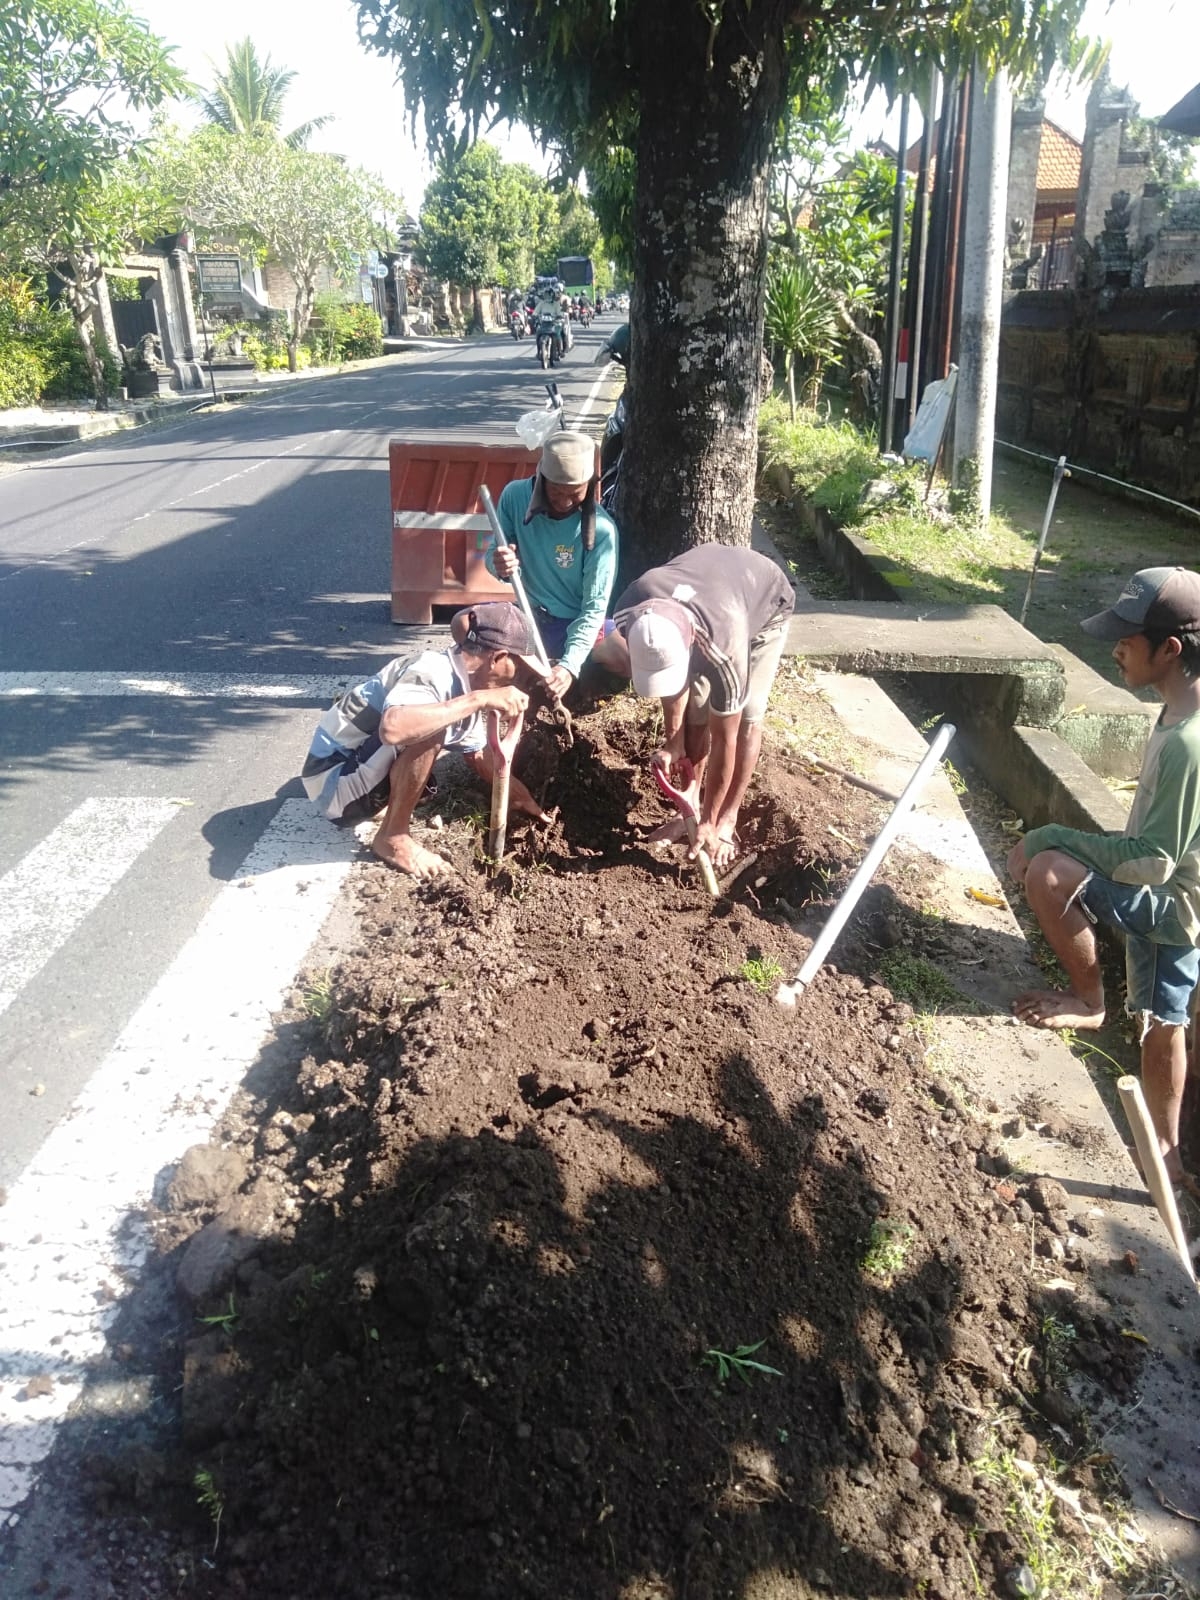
left=617, top=0, right=789, bottom=575
left=60, top=256, right=109, bottom=410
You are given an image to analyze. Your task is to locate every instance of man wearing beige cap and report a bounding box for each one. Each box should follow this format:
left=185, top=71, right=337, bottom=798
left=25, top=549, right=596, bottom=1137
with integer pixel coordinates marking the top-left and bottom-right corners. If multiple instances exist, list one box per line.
left=596, top=545, right=795, bottom=869
left=487, top=431, right=618, bottom=698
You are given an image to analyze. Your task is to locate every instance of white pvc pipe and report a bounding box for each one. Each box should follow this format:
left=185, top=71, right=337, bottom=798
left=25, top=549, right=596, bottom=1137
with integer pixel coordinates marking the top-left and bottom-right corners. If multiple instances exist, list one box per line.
left=776, top=722, right=956, bottom=1006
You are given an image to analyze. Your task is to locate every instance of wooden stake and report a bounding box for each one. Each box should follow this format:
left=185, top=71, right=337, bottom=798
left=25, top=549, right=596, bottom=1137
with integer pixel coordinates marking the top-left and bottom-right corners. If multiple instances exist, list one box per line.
left=1116, top=1075, right=1197, bottom=1287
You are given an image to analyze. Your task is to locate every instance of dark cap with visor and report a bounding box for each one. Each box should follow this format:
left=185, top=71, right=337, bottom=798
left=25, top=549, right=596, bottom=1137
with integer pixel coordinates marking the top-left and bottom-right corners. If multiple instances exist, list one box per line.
left=459, top=603, right=547, bottom=676
left=1080, top=566, right=1200, bottom=642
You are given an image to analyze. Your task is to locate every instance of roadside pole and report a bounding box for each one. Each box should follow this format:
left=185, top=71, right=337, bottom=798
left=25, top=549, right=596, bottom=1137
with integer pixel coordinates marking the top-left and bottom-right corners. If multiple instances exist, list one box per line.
left=953, top=62, right=1012, bottom=526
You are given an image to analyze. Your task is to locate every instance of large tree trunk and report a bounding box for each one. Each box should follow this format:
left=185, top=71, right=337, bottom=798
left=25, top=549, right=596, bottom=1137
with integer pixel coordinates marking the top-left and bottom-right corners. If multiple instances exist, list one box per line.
left=289, top=276, right=316, bottom=372
left=617, top=0, right=789, bottom=574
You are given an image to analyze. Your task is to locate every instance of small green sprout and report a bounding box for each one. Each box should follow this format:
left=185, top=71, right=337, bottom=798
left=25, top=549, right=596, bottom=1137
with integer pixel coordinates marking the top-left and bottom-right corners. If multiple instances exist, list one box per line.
left=702, top=1340, right=783, bottom=1384
left=862, top=1219, right=914, bottom=1280
left=194, top=1467, right=224, bottom=1551
left=197, top=1293, right=238, bottom=1333
left=301, top=969, right=335, bottom=1021
left=738, top=954, right=784, bottom=991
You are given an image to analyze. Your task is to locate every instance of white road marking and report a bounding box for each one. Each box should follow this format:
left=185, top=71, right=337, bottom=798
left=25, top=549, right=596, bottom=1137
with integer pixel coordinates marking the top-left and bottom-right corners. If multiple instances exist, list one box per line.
left=0, top=670, right=349, bottom=701
left=0, top=799, right=180, bottom=1018
left=0, top=800, right=361, bottom=1527
left=575, top=361, right=617, bottom=424
left=130, top=432, right=326, bottom=522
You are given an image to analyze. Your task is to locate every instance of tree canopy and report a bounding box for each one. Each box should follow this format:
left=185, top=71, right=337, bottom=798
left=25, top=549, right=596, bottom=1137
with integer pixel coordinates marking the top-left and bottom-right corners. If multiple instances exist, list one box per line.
left=357, top=0, right=1101, bottom=568
left=170, top=129, right=396, bottom=367
left=196, top=37, right=333, bottom=150
left=0, top=0, right=187, bottom=230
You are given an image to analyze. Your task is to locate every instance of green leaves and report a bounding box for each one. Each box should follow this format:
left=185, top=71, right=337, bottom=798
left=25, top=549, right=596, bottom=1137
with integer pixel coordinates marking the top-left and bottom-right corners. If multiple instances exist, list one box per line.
left=195, top=37, right=334, bottom=150
left=0, top=0, right=187, bottom=227
left=702, top=1340, right=783, bottom=1384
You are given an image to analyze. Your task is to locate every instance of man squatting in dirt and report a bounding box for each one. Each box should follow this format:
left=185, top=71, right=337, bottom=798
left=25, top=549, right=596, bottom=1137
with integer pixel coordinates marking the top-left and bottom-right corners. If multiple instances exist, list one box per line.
left=486, top=431, right=618, bottom=698
left=302, top=602, right=551, bottom=881
left=1007, top=567, right=1200, bottom=1189
left=593, top=545, right=795, bottom=870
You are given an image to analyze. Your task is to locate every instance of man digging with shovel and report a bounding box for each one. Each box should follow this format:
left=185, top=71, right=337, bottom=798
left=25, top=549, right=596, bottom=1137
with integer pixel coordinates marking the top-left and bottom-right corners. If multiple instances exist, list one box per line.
left=595, top=545, right=795, bottom=872
left=302, top=603, right=551, bottom=880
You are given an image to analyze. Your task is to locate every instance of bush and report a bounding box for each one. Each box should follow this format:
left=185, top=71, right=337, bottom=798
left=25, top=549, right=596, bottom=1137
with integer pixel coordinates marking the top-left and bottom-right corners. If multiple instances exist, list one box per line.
left=0, top=344, right=49, bottom=408
left=308, top=296, right=383, bottom=364
left=0, top=275, right=119, bottom=406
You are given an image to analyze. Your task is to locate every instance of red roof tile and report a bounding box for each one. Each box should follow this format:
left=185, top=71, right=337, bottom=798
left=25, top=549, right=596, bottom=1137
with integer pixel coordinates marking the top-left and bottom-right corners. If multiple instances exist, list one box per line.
left=1036, top=120, right=1081, bottom=193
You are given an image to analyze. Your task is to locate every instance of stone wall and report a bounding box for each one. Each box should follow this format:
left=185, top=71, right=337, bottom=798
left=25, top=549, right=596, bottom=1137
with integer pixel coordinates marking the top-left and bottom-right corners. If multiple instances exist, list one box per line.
left=997, top=284, right=1200, bottom=506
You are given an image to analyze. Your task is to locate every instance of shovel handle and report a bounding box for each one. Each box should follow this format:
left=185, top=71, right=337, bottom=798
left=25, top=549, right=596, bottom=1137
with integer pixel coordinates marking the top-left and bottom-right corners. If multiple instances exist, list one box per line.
left=486, top=707, right=524, bottom=873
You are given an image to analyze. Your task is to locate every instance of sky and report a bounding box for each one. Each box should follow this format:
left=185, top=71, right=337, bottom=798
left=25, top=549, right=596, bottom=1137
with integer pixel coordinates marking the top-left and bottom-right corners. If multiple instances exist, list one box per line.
left=130, top=0, right=1200, bottom=212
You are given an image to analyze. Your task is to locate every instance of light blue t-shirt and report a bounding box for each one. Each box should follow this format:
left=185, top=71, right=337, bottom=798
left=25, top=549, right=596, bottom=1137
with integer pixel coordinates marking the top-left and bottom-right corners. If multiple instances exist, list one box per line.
left=486, top=477, right=618, bottom=679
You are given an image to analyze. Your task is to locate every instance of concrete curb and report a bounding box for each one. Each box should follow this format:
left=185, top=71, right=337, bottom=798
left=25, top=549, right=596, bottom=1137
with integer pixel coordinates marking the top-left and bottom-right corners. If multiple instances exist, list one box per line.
left=0, top=347, right=431, bottom=453
left=783, top=490, right=1152, bottom=830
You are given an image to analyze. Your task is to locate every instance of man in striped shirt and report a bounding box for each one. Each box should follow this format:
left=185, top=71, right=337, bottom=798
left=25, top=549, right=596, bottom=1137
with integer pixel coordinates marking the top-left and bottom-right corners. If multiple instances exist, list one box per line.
left=302, top=603, right=550, bottom=879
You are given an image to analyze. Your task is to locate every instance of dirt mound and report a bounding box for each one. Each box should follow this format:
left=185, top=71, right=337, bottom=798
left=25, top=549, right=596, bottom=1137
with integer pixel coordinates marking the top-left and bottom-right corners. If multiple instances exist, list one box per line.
left=131, top=703, right=1143, bottom=1599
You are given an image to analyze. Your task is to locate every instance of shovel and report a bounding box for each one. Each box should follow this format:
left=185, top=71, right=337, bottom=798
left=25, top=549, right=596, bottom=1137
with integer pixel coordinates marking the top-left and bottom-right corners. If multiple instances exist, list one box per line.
left=486, top=705, right=525, bottom=875
left=652, top=758, right=720, bottom=899
left=478, top=483, right=573, bottom=747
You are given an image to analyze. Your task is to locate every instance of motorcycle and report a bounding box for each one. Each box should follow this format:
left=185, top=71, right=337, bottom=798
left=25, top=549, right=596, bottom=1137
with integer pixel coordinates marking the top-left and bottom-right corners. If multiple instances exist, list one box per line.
left=508, top=308, right=526, bottom=341
left=594, top=322, right=629, bottom=508
left=534, top=306, right=566, bottom=369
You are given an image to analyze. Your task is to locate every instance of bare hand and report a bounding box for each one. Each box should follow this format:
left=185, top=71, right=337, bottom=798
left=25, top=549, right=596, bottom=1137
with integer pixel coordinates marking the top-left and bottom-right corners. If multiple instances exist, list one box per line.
left=493, top=545, right=519, bottom=579
left=483, top=685, right=529, bottom=719
left=1006, top=840, right=1030, bottom=886
left=546, top=664, right=574, bottom=699
left=651, top=744, right=689, bottom=786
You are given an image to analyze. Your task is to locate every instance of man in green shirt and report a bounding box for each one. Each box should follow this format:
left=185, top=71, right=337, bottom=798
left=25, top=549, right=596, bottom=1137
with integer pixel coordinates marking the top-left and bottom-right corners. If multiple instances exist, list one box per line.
left=486, top=432, right=618, bottom=699
left=1008, top=567, right=1200, bottom=1187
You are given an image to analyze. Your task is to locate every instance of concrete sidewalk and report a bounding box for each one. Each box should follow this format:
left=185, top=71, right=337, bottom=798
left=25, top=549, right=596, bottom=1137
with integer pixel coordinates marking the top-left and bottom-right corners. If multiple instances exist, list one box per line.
left=815, top=669, right=1200, bottom=1584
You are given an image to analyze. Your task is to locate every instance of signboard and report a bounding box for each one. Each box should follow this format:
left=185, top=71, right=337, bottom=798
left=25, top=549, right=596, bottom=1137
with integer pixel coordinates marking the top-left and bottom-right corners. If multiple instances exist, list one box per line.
left=372, top=263, right=389, bottom=279
left=195, top=254, right=243, bottom=296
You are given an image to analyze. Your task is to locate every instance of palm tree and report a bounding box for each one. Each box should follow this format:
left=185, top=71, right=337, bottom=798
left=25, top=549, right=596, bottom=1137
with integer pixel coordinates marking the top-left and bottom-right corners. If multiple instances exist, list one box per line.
left=197, top=38, right=332, bottom=149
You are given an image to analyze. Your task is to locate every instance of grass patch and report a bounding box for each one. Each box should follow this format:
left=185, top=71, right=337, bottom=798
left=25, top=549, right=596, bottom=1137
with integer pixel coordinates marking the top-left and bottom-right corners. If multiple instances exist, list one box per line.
left=877, top=948, right=964, bottom=1012
left=973, top=1421, right=1150, bottom=1599
left=738, top=953, right=784, bottom=991
left=862, top=1219, right=914, bottom=1280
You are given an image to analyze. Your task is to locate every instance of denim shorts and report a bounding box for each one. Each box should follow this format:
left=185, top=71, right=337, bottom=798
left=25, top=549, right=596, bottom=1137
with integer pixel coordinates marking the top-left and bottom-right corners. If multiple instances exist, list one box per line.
left=1077, top=872, right=1200, bottom=1028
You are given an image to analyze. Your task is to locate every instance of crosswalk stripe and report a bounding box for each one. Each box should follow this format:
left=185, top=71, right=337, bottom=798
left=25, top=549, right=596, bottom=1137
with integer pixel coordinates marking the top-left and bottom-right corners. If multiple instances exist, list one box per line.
left=0, top=671, right=348, bottom=701
left=0, top=798, right=181, bottom=1018
left=0, top=799, right=361, bottom=1527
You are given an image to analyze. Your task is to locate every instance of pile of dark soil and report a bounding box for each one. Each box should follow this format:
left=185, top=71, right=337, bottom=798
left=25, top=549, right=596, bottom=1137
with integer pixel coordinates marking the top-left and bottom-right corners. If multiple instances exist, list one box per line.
left=133, top=703, right=1143, bottom=1599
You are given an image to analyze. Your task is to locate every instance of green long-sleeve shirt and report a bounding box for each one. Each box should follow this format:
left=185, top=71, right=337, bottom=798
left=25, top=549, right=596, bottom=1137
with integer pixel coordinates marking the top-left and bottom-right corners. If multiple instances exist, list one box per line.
left=1023, top=708, right=1200, bottom=943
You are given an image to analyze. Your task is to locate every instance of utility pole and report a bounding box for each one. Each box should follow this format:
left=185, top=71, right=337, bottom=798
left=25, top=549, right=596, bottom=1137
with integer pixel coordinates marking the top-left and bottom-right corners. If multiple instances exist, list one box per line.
left=953, top=62, right=1012, bottom=526
left=879, top=95, right=910, bottom=455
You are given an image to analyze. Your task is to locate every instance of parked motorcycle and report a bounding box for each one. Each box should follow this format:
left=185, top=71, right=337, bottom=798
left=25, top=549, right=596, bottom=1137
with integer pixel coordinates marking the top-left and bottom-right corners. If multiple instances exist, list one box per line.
left=594, top=322, right=629, bottom=507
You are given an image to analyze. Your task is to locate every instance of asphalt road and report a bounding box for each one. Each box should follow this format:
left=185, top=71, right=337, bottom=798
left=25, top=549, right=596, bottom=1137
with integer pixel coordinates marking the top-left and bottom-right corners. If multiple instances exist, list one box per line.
left=0, top=323, right=621, bottom=1189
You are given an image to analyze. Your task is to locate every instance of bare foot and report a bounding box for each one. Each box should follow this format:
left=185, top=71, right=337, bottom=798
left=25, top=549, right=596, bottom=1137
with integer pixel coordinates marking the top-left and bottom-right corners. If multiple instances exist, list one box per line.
left=711, top=828, right=739, bottom=870
left=1011, top=989, right=1104, bottom=1030
left=371, top=830, right=452, bottom=880
left=647, top=815, right=688, bottom=846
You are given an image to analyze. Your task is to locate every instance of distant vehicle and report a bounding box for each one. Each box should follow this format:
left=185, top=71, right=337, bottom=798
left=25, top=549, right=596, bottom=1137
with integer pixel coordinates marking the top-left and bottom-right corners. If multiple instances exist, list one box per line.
left=557, top=255, right=595, bottom=299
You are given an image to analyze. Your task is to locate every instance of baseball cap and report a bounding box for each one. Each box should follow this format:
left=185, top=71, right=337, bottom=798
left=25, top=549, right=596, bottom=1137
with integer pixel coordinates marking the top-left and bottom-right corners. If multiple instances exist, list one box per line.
left=625, top=600, right=694, bottom=698
left=1080, top=567, right=1200, bottom=641
left=540, top=432, right=595, bottom=486
left=459, top=603, right=548, bottom=676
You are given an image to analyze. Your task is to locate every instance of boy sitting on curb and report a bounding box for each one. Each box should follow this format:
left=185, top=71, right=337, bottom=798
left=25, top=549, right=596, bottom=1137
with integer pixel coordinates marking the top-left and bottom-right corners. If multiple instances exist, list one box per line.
left=1007, top=567, right=1200, bottom=1190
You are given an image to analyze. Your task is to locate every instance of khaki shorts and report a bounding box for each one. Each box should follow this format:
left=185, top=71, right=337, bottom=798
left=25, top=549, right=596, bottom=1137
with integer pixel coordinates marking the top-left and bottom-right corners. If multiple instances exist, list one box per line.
left=686, top=611, right=790, bottom=726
